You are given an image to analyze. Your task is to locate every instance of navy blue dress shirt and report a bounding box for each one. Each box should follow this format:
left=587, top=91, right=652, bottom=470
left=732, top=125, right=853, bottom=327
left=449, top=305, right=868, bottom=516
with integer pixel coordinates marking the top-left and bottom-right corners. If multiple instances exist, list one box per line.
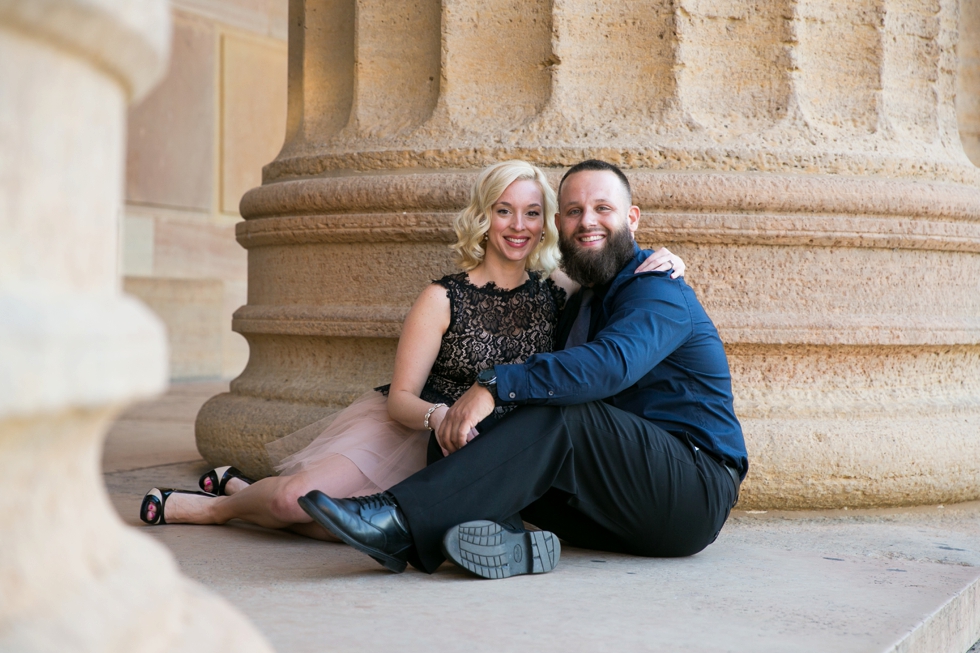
left=494, top=245, right=748, bottom=478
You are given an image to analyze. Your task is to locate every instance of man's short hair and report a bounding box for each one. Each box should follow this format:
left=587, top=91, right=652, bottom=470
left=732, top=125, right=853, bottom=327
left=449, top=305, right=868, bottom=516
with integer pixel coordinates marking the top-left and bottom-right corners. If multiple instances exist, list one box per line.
left=558, top=159, right=632, bottom=205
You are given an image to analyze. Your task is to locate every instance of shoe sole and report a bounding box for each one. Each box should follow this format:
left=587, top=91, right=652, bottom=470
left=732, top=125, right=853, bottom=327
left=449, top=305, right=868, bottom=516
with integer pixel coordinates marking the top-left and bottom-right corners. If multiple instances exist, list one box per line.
left=297, top=495, right=408, bottom=574
left=441, top=520, right=560, bottom=579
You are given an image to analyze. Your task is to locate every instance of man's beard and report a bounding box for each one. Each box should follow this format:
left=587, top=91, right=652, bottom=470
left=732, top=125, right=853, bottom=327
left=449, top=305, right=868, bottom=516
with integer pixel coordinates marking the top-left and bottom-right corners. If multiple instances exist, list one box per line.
left=558, top=223, right=636, bottom=287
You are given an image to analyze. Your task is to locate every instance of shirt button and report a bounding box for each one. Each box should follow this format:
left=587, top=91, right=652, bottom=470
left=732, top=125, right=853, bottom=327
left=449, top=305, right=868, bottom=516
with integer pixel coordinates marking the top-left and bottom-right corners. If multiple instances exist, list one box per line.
left=509, top=392, right=516, bottom=399
left=548, top=390, right=554, bottom=396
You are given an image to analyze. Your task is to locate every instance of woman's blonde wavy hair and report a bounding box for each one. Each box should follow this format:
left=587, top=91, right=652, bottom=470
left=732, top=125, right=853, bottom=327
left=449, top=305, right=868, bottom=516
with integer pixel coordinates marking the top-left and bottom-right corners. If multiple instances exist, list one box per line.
left=451, top=160, right=560, bottom=276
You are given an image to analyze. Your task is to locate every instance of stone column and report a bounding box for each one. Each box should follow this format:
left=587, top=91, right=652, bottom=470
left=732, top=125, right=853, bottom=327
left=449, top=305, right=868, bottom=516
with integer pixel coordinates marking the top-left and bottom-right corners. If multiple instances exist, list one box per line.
left=198, top=0, right=980, bottom=510
left=958, top=0, right=980, bottom=164
left=0, top=1, right=272, bottom=650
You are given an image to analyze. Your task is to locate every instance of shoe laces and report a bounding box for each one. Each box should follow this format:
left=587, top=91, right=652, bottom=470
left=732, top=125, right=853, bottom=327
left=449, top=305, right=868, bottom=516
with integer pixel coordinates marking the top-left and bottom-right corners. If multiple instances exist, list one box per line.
left=350, top=492, right=397, bottom=512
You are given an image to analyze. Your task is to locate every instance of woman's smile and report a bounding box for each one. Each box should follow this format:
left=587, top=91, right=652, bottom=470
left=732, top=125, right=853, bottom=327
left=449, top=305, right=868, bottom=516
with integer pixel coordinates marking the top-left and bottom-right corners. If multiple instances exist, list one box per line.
left=485, top=178, right=545, bottom=264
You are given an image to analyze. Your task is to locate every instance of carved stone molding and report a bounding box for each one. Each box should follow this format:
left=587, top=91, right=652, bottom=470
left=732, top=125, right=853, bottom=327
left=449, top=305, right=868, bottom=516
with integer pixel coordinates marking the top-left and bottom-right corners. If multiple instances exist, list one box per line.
left=241, top=170, right=980, bottom=220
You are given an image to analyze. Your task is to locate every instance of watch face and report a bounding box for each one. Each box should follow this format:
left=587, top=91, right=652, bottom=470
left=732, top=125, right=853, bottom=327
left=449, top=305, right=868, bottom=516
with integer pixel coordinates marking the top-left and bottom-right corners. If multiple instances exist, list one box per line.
left=478, top=369, right=496, bottom=385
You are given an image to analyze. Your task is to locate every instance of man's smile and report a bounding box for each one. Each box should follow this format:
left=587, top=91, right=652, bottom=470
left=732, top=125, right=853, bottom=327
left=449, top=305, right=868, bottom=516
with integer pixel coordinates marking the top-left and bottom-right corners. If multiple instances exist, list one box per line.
left=576, top=231, right=607, bottom=247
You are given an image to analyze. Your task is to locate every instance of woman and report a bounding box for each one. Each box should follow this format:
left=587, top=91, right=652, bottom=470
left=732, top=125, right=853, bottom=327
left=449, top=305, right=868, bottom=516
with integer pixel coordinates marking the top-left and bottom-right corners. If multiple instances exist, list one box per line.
left=139, top=160, right=684, bottom=538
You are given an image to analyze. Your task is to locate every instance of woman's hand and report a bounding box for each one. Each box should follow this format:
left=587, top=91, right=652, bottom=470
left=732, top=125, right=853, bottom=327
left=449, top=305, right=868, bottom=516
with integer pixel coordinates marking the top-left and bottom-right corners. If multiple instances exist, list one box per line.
left=635, top=246, right=685, bottom=279
left=435, top=384, right=495, bottom=454
left=430, top=405, right=480, bottom=457
left=427, top=404, right=449, bottom=434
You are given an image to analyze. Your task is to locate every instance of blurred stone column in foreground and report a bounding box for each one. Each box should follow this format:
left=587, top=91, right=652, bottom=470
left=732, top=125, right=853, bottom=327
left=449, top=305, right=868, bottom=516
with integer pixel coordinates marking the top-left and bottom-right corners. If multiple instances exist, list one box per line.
left=0, top=1, right=272, bottom=650
left=958, top=0, right=980, bottom=164
left=199, top=0, right=980, bottom=510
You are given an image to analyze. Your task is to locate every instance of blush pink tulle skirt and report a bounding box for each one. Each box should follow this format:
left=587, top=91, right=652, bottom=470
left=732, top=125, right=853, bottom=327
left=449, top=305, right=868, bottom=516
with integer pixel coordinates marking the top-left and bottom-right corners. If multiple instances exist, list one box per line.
left=264, top=391, right=430, bottom=495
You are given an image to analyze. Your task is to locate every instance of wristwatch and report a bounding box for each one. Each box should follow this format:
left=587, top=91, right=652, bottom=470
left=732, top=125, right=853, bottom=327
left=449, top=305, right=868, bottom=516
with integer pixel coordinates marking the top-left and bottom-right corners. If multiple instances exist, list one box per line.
left=476, top=367, right=498, bottom=403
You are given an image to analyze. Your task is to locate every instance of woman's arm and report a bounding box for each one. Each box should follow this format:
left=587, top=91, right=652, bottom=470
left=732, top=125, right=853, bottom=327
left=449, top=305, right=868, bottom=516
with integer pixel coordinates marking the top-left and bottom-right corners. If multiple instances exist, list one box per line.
left=386, top=283, right=452, bottom=431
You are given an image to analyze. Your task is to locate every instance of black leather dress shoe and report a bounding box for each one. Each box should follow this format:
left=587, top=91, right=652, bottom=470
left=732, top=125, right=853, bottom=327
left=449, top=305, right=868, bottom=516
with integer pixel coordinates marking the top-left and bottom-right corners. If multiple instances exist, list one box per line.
left=298, top=491, right=413, bottom=573
left=442, top=521, right=561, bottom=579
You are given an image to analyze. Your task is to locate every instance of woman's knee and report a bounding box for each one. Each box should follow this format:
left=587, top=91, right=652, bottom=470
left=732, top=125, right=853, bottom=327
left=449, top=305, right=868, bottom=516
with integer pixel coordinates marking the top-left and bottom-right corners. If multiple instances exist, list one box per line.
left=269, top=475, right=311, bottom=522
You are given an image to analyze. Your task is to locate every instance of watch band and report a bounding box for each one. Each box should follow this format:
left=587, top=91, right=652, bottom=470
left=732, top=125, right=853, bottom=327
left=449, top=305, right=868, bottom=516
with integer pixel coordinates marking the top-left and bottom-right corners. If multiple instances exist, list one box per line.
left=477, top=368, right=498, bottom=402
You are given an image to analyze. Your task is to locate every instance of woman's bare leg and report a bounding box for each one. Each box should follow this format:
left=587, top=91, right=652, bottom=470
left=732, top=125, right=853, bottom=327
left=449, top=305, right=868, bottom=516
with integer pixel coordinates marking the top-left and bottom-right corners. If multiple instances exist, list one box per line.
left=161, top=454, right=379, bottom=533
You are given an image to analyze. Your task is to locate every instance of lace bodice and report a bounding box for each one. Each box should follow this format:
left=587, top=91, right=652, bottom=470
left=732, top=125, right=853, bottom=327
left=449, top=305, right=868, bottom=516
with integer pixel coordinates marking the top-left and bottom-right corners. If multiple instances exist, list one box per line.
left=378, top=271, right=566, bottom=405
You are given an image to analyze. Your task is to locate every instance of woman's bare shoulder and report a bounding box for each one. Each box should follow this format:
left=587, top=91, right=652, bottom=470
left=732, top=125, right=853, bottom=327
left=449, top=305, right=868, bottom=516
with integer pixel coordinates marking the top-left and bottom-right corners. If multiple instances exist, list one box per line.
left=405, top=281, right=451, bottom=331
left=417, top=280, right=450, bottom=305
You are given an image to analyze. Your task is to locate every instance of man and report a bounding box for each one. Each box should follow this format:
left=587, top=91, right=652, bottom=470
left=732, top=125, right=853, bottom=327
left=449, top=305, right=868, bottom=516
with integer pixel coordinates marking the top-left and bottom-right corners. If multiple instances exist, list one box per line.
left=298, top=159, right=747, bottom=578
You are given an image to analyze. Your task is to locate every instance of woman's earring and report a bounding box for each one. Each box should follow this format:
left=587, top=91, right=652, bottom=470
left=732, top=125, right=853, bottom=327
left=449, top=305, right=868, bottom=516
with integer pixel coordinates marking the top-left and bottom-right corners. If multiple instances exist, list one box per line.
left=540, top=234, right=545, bottom=242
left=481, top=233, right=489, bottom=244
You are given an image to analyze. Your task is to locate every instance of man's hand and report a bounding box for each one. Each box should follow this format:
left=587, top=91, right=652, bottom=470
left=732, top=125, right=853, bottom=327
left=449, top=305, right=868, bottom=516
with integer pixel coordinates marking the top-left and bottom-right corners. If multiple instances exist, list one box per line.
left=635, top=246, right=685, bottom=279
left=436, top=383, right=495, bottom=454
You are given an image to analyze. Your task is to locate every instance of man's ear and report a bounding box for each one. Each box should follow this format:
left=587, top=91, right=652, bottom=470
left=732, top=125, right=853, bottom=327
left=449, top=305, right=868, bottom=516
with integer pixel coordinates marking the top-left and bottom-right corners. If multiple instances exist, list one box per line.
left=627, top=205, right=640, bottom=239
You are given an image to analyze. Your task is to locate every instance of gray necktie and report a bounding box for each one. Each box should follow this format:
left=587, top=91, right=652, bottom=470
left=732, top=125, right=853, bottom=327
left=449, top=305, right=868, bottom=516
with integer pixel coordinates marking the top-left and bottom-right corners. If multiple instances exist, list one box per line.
left=566, top=288, right=594, bottom=348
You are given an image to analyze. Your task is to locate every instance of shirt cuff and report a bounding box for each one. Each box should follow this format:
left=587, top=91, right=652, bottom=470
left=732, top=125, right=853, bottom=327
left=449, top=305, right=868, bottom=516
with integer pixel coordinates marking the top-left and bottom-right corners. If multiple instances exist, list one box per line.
left=493, top=363, right=527, bottom=404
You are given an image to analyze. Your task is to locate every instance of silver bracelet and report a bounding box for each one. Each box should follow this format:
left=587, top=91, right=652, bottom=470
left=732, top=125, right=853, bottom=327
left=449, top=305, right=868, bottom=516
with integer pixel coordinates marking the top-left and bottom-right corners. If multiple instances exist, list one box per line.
left=423, top=403, right=447, bottom=431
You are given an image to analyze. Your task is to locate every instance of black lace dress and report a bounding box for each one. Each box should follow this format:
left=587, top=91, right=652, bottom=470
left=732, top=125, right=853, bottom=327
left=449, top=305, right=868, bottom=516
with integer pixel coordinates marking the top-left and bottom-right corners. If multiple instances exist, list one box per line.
left=269, top=271, right=566, bottom=494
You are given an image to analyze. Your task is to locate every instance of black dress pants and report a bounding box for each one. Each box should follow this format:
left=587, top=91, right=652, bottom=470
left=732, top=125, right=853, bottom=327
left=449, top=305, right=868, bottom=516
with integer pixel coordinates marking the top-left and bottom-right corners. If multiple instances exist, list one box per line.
left=388, top=401, right=737, bottom=573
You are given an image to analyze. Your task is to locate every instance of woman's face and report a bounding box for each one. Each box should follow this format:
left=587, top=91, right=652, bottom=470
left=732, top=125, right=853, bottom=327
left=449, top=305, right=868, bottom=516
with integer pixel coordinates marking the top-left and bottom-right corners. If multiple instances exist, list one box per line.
left=484, top=179, right=545, bottom=265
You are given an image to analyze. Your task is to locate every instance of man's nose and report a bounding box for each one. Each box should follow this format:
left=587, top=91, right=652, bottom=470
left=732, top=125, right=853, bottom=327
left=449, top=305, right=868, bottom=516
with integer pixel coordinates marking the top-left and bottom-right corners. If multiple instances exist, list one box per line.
left=580, top=207, right=599, bottom=227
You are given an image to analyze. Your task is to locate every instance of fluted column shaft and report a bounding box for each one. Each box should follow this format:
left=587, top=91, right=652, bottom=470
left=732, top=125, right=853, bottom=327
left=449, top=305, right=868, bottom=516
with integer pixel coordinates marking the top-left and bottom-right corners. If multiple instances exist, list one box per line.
left=199, top=0, right=980, bottom=509
left=0, top=1, right=272, bottom=649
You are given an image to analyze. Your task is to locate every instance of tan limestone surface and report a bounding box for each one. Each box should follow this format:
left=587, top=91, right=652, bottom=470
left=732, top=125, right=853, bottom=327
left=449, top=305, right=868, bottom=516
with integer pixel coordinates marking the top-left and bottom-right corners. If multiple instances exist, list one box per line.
left=171, top=0, right=287, bottom=40
left=123, top=203, right=250, bottom=379
left=126, top=10, right=216, bottom=212
left=123, top=3, right=287, bottom=381
left=271, top=0, right=974, bottom=184
left=958, top=0, right=980, bottom=165
left=221, top=31, right=288, bottom=213
left=123, top=278, right=225, bottom=380
left=0, top=1, right=271, bottom=650
left=197, top=0, right=980, bottom=510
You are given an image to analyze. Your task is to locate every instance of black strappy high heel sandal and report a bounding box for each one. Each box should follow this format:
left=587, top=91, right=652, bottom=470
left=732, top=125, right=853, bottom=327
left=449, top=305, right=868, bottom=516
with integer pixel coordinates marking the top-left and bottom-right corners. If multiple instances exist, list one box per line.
left=139, top=488, right=214, bottom=525
left=198, top=466, right=255, bottom=496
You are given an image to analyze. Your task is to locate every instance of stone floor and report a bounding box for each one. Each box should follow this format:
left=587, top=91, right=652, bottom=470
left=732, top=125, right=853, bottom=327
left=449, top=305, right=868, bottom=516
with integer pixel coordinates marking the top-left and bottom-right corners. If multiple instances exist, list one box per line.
left=103, top=382, right=980, bottom=653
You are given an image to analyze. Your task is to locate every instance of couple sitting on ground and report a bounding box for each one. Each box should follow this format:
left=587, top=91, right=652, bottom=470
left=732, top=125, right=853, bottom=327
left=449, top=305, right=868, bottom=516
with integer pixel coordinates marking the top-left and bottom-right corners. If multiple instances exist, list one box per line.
left=141, top=158, right=747, bottom=579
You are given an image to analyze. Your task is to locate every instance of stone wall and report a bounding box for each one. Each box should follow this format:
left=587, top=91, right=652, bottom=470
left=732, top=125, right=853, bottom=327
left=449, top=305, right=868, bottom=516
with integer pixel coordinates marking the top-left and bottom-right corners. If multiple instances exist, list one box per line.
left=123, top=0, right=287, bottom=380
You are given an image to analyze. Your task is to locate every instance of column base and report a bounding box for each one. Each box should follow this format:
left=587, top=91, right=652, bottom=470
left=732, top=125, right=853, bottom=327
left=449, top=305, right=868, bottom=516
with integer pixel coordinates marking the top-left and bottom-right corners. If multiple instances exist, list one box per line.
left=0, top=407, right=273, bottom=652
left=206, top=169, right=980, bottom=507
